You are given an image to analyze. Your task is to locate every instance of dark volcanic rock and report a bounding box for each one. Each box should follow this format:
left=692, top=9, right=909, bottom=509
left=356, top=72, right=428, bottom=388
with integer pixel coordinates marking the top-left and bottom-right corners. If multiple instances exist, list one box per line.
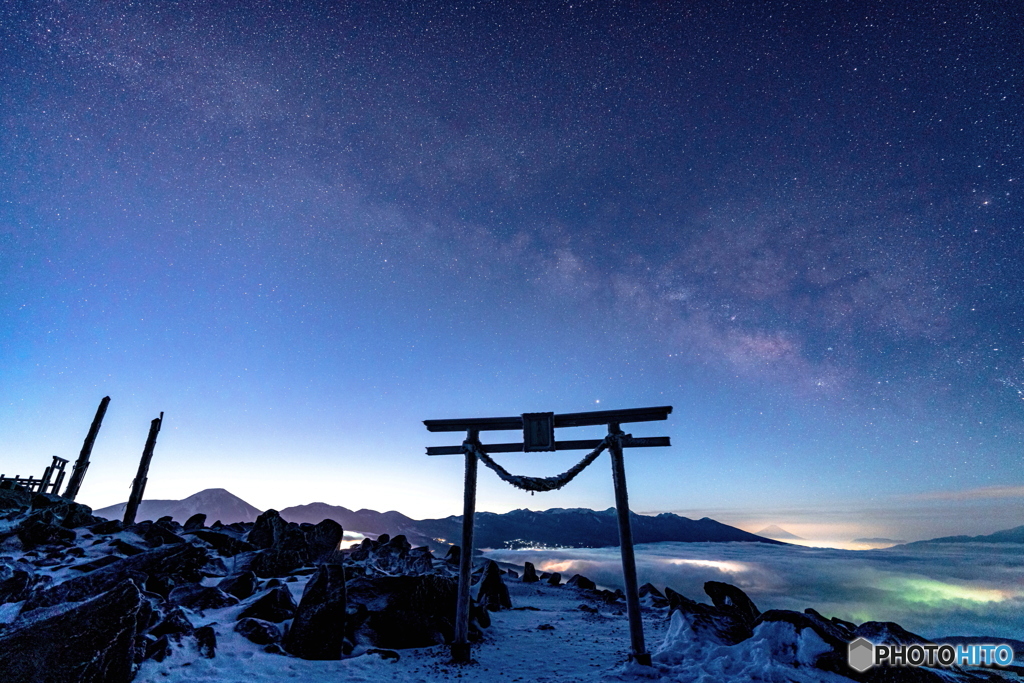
left=246, top=509, right=287, bottom=549
left=185, top=529, right=255, bottom=557
left=238, top=585, right=297, bottom=623
left=70, top=554, right=123, bottom=573
left=639, top=582, right=668, bottom=607
left=195, top=624, right=217, bottom=658
left=247, top=519, right=332, bottom=577
left=144, top=633, right=172, bottom=663
left=0, top=580, right=142, bottom=683
left=522, top=561, right=539, bottom=583
left=16, top=519, right=76, bottom=550
left=306, top=519, right=344, bottom=558
left=168, top=584, right=239, bottom=611
left=475, top=560, right=512, bottom=611
left=704, top=580, right=760, bottom=627
left=150, top=606, right=195, bottom=639
left=109, top=538, right=145, bottom=556
left=566, top=574, right=597, bottom=591
left=23, top=493, right=103, bottom=531
left=546, top=571, right=562, bottom=586
left=348, top=533, right=434, bottom=576
left=236, top=617, right=282, bottom=645
left=854, top=620, right=932, bottom=646
left=665, top=586, right=751, bottom=645
left=218, top=570, right=259, bottom=600
left=184, top=513, right=207, bottom=530
left=283, top=564, right=348, bottom=659
left=89, top=519, right=124, bottom=535
left=21, top=542, right=208, bottom=613
left=0, top=488, right=32, bottom=510
left=140, top=520, right=187, bottom=547
left=347, top=574, right=462, bottom=650
left=0, top=569, right=33, bottom=604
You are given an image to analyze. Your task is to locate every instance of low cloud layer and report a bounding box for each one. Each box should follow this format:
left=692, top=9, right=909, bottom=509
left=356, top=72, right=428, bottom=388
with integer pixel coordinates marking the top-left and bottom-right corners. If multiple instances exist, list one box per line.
left=486, top=541, right=1024, bottom=640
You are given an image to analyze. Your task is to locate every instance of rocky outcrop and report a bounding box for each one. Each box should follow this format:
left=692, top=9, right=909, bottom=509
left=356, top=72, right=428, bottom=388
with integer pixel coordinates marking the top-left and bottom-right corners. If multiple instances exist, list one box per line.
left=282, top=564, right=348, bottom=659
left=347, top=574, right=463, bottom=649
left=246, top=510, right=344, bottom=577
left=238, top=585, right=297, bottom=622
left=664, top=585, right=755, bottom=645
left=565, top=574, right=596, bottom=591
left=218, top=570, right=258, bottom=600
left=236, top=617, right=282, bottom=645
left=246, top=509, right=288, bottom=549
left=475, top=560, right=512, bottom=611
left=0, top=580, right=143, bottom=683
left=348, top=534, right=435, bottom=576
left=168, top=584, right=239, bottom=611
left=21, top=542, right=208, bottom=613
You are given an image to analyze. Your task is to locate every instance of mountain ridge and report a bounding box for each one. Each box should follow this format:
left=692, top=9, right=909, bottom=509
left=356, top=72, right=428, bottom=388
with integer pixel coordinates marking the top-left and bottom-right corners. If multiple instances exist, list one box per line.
left=897, top=524, right=1024, bottom=547
left=92, top=489, right=784, bottom=550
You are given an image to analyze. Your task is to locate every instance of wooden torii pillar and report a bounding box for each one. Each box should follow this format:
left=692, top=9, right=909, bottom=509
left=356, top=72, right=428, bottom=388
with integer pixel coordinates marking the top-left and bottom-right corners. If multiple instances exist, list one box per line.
left=123, top=412, right=163, bottom=526
left=63, top=396, right=111, bottom=501
left=425, top=405, right=672, bottom=665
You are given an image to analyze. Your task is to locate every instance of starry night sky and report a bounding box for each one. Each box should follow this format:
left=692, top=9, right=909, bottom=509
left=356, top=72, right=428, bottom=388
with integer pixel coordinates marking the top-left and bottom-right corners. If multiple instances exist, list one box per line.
left=2, top=0, right=1021, bottom=543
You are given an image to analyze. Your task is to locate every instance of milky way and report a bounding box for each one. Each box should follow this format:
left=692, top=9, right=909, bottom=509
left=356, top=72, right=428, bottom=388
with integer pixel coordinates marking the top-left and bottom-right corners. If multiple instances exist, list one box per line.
left=1, top=1, right=1021, bottom=539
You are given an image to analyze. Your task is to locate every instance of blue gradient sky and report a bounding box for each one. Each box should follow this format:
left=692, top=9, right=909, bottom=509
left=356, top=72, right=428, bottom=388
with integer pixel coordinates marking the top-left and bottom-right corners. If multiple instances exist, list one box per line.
left=2, top=1, right=1021, bottom=542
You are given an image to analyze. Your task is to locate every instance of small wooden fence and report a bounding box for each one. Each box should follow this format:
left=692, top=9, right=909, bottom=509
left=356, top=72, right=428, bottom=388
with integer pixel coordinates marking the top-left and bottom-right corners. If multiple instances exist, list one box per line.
left=0, top=456, right=69, bottom=495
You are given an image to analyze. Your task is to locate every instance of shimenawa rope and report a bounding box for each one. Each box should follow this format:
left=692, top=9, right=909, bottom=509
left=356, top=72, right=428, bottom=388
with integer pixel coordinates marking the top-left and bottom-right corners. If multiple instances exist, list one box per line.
left=462, top=433, right=626, bottom=492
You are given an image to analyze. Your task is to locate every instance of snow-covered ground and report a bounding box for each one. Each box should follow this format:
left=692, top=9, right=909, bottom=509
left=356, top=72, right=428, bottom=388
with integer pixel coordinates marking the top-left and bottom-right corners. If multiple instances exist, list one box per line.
left=135, top=575, right=667, bottom=683
left=4, top=501, right=1021, bottom=683
left=132, top=558, right=1024, bottom=683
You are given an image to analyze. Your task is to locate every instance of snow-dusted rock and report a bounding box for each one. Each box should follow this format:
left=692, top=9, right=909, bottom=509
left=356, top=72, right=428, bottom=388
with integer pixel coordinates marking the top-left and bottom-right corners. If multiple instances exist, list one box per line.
left=218, top=570, right=258, bottom=600
left=475, top=559, right=512, bottom=611
left=283, top=563, right=348, bottom=659
left=236, top=617, right=282, bottom=645
left=0, top=579, right=143, bottom=683
left=347, top=574, right=464, bottom=650
left=565, top=573, right=596, bottom=590
left=238, top=584, right=296, bottom=622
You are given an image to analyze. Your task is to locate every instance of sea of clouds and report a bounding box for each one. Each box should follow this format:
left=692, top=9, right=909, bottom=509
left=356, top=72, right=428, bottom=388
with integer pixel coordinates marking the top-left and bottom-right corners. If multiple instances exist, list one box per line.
left=484, top=541, right=1024, bottom=640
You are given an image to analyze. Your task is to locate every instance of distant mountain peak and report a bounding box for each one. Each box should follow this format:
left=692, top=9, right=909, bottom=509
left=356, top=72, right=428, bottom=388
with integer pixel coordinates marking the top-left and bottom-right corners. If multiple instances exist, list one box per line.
left=93, top=488, right=263, bottom=525
left=755, top=525, right=804, bottom=540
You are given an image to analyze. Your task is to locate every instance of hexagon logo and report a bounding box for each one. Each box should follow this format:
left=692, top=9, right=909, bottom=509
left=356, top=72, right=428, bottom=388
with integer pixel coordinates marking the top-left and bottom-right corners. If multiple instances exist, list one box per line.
left=848, top=638, right=875, bottom=672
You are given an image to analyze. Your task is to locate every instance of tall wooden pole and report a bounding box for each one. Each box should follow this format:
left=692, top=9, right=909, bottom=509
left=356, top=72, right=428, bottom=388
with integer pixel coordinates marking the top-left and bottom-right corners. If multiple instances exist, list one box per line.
left=452, top=429, right=479, bottom=664
left=123, top=412, right=163, bottom=525
left=608, top=423, right=650, bottom=666
left=63, top=396, right=110, bottom=500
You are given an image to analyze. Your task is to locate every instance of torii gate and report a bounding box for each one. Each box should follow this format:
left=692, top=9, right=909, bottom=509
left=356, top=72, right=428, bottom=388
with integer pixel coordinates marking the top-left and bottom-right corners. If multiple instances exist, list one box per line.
left=425, top=405, right=672, bottom=665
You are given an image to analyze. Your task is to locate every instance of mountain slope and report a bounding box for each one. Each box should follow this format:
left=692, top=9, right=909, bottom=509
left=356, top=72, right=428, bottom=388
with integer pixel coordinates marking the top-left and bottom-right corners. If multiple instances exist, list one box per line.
left=93, top=488, right=262, bottom=524
left=900, top=524, right=1024, bottom=547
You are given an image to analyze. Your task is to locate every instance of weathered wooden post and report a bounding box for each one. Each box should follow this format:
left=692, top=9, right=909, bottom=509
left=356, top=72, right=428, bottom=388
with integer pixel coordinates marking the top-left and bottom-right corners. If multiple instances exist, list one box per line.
left=607, top=422, right=650, bottom=665
left=451, top=429, right=479, bottom=663
left=63, top=396, right=110, bottom=500
left=123, top=412, right=163, bottom=525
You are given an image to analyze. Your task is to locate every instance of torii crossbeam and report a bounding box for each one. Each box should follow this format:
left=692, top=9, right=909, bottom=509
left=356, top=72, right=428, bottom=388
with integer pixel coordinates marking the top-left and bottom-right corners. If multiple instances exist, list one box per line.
left=425, top=405, right=672, bottom=665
